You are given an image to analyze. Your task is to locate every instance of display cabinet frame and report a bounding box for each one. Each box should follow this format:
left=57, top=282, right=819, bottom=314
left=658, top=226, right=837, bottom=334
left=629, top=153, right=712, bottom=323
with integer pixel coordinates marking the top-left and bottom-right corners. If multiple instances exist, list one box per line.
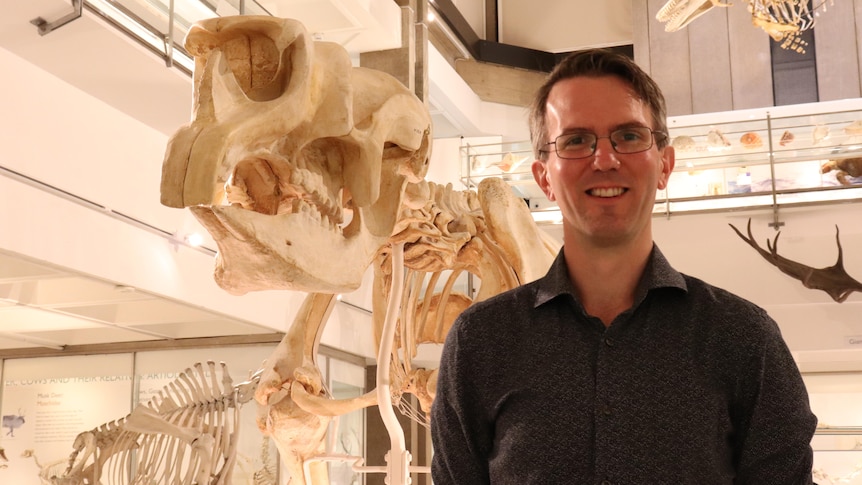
left=460, top=98, right=862, bottom=225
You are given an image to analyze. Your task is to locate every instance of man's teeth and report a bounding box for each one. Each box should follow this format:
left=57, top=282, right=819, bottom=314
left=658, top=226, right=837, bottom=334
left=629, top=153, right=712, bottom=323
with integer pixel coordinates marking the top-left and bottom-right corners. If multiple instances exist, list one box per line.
left=590, top=187, right=625, bottom=198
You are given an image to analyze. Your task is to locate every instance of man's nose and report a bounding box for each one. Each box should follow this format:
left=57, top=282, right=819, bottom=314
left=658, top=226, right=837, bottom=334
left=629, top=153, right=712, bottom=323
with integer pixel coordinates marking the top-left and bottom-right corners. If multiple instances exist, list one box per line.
left=592, top=138, right=620, bottom=171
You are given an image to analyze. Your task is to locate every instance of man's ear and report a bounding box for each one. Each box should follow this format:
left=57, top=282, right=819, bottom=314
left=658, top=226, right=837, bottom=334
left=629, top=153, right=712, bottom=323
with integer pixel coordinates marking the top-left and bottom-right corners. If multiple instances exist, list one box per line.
left=657, top=145, right=675, bottom=191
left=531, top=159, right=555, bottom=201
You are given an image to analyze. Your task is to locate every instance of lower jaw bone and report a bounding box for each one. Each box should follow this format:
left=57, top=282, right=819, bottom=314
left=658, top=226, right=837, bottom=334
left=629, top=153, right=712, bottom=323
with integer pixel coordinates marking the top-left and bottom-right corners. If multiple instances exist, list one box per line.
left=192, top=204, right=383, bottom=295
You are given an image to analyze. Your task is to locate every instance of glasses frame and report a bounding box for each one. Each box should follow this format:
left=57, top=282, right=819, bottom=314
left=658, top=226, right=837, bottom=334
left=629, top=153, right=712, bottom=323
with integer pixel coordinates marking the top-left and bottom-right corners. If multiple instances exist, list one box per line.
left=541, top=127, right=668, bottom=160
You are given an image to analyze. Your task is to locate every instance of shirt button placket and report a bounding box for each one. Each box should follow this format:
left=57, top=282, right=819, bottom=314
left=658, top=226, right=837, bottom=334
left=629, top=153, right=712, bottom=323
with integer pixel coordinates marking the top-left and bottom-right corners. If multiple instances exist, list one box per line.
left=594, top=326, right=617, bottom=484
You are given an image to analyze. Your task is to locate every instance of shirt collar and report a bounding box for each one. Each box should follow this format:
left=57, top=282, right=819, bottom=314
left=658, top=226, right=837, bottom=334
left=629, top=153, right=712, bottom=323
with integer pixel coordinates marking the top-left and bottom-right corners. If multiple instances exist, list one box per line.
left=534, top=244, right=688, bottom=308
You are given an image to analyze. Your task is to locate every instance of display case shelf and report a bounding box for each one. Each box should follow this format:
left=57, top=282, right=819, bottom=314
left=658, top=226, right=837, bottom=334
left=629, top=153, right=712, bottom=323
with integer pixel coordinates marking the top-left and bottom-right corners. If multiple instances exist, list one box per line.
left=460, top=99, right=862, bottom=220
left=814, top=426, right=862, bottom=451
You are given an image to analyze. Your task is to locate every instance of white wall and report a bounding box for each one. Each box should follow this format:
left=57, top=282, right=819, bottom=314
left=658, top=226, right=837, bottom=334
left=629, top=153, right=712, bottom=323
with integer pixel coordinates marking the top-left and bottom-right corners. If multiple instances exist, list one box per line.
left=500, top=0, right=633, bottom=51
left=0, top=47, right=376, bottom=359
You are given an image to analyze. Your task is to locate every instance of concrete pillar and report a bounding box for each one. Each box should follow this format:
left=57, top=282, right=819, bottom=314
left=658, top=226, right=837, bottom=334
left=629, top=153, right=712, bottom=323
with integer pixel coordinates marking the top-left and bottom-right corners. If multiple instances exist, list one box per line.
left=359, top=0, right=429, bottom=104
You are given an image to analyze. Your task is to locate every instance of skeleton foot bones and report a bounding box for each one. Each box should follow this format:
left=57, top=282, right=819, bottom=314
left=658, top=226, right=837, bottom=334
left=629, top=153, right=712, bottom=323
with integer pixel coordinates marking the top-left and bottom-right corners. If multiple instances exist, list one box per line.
left=254, top=292, right=377, bottom=485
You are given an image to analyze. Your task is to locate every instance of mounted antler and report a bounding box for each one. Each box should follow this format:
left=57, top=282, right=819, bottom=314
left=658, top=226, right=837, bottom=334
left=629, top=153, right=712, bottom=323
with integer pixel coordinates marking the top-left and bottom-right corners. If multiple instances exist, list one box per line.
left=729, top=219, right=862, bottom=303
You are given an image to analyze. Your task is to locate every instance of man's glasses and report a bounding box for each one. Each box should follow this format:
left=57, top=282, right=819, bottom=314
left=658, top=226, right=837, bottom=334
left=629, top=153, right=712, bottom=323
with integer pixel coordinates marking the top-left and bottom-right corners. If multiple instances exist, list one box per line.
left=542, top=127, right=667, bottom=160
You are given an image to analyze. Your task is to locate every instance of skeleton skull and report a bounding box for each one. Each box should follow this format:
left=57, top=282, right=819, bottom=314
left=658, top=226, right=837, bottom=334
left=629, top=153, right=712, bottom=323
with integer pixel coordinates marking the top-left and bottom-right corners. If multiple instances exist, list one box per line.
left=655, top=0, right=731, bottom=32
left=161, top=16, right=432, bottom=295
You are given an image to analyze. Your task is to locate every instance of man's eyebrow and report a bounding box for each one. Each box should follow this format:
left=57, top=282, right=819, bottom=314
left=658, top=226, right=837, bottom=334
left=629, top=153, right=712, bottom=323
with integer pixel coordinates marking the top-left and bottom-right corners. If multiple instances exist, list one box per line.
left=558, top=122, right=651, bottom=134
left=557, top=126, right=593, bottom=134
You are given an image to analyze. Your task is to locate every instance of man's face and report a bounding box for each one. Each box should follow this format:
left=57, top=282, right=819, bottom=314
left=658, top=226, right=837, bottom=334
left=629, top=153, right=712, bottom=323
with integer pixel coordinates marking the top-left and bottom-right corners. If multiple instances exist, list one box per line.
left=531, top=75, right=674, bottom=248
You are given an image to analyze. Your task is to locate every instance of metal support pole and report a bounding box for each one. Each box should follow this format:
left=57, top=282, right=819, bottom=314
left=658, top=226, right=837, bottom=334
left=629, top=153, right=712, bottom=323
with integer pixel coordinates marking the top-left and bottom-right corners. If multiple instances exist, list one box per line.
left=31, top=0, right=83, bottom=36
left=377, top=242, right=412, bottom=485
left=766, top=113, right=785, bottom=230
left=164, top=0, right=175, bottom=68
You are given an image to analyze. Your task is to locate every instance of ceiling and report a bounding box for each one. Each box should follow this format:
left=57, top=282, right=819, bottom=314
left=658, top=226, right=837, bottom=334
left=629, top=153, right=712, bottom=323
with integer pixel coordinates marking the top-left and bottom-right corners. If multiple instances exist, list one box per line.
left=0, top=250, right=279, bottom=354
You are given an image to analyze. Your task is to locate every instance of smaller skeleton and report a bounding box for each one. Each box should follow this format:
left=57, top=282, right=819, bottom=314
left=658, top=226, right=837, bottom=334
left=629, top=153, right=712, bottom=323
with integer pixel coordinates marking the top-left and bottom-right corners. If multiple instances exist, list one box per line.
left=822, top=157, right=862, bottom=185
left=21, top=449, right=69, bottom=485
left=656, top=0, right=833, bottom=52
left=656, top=0, right=732, bottom=32
left=51, top=361, right=255, bottom=485
left=251, top=436, right=277, bottom=485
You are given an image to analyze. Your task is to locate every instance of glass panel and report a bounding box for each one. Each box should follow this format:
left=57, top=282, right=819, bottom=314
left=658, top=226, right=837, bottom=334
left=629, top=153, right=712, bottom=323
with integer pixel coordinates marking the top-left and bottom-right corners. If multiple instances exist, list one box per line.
left=1, top=354, right=134, bottom=485
left=461, top=101, right=862, bottom=223
left=327, top=357, right=366, bottom=485
left=803, top=373, right=862, bottom=483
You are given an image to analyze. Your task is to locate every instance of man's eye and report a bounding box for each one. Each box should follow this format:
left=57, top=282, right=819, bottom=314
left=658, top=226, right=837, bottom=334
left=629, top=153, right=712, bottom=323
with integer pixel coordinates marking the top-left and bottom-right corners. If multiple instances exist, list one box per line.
left=563, top=135, right=589, bottom=146
left=617, top=130, right=646, bottom=142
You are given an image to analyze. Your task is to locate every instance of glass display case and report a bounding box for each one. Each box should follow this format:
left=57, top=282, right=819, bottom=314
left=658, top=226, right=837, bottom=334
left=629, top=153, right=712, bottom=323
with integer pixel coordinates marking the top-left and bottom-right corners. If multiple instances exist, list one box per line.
left=460, top=99, right=862, bottom=221
left=805, top=372, right=862, bottom=485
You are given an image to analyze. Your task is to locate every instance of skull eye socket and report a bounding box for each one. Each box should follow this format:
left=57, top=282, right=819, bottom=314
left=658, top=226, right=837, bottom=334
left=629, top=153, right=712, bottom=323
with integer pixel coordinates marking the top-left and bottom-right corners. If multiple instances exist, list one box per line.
left=221, top=33, right=292, bottom=102
left=188, top=28, right=294, bottom=103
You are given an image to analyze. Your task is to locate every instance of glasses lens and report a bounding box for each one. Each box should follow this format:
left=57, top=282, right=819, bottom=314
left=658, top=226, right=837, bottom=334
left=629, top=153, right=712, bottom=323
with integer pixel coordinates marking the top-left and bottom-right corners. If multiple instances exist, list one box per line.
left=553, top=128, right=657, bottom=159
left=610, top=127, right=654, bottom=154
left=555, top=132, right=597, bottom=159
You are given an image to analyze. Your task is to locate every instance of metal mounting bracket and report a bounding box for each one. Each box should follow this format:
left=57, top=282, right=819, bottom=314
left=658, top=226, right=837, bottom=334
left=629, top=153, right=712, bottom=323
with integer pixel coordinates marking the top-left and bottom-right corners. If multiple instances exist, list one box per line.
left=31, top=0, right=83, bottom=36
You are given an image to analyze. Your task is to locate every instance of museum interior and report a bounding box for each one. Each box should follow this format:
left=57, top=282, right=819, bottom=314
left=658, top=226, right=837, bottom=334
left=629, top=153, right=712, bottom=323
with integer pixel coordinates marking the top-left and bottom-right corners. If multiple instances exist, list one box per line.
left=1, top=0, right=861, bottom=484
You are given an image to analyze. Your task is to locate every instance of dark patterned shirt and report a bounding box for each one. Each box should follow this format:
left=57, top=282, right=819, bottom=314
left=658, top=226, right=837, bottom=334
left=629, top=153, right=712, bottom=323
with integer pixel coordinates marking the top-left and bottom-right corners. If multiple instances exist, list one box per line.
left=431, top=246, right=816, bottom=485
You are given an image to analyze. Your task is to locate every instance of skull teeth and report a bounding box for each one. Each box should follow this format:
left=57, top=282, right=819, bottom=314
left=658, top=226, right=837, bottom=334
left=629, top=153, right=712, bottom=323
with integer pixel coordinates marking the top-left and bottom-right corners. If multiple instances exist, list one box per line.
left=225, top=159, right=344, bottom=227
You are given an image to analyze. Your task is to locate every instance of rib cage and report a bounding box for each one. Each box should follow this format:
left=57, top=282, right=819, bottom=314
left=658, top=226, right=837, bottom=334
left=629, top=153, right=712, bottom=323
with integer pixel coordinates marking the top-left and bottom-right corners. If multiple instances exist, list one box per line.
left=58, top=361, right=258, bottom=485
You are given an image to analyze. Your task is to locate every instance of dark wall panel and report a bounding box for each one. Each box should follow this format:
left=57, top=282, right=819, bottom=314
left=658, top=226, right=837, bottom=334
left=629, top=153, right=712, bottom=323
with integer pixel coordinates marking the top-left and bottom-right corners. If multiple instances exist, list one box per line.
left=726, top=1, right=773, bottom=110
left=688, top=6, right=733, bottom=113
left=646, top=0, right=693, bottom=116
left=814, top=0, right=862, bottom=101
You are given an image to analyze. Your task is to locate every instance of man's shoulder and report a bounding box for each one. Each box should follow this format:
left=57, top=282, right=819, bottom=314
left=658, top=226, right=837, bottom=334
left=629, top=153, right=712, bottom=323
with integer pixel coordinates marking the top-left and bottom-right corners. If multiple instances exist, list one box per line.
left=679, top=273, right=765, bottom=312
left=675, top=272, right=777, bottom=336
left=463, top=280, right=540, bottom=315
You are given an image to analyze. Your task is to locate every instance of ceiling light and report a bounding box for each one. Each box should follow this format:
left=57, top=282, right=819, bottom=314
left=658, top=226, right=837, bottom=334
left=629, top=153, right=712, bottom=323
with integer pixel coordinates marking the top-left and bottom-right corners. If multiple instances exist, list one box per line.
left=87, top=0, right=195, bottom=72
left=531, top=210, right=563, bottom=225
left=184, top=232, right=204, bottom=247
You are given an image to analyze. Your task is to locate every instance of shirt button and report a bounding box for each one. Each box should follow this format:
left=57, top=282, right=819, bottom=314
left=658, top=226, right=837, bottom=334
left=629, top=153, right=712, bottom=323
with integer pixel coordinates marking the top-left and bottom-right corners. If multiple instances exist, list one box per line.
left=601, top=404, right=612, bottom=416
left=604, top=337, right=614, bottom=347
left=601, top=480, right=613, bottom=485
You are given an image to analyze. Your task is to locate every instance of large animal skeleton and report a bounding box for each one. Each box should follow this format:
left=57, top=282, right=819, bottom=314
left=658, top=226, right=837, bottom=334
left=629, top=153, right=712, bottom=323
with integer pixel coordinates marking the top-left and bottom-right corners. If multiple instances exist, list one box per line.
left=49, top=14, right=558, bottom=485
left=656, top=0, right=834, bottom=52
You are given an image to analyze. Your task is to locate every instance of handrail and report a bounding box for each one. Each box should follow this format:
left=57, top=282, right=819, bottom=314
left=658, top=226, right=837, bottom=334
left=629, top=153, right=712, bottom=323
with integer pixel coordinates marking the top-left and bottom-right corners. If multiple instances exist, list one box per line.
left=31, top=0, right=84, bottom=35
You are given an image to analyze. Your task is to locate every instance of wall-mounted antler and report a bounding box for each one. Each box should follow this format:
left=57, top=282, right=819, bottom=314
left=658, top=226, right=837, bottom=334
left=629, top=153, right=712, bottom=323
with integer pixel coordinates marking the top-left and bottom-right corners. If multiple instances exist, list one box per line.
left=729, top=219, right=862, bottom=303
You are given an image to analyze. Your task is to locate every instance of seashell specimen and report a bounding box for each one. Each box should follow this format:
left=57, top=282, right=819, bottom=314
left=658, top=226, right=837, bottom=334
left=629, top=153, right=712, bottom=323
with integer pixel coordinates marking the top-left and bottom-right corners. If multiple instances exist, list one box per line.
left=843, top=120, right=862, bottom=136
left=671, top=135, right=696, bottom=151
left=812, top=124, right=830, bottom=144
left=706, top=129, right=731, bottom=148
left=779, top=130, right=794, bottom=146
left=739, top=132, right=762, bottom=149
left=496, top=152, right=529, bottom=173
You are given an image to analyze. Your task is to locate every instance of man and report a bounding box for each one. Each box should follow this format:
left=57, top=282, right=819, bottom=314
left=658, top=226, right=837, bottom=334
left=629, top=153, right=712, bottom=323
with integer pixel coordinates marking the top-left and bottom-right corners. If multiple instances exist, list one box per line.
left=430, top=49, right=816, bottom=484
